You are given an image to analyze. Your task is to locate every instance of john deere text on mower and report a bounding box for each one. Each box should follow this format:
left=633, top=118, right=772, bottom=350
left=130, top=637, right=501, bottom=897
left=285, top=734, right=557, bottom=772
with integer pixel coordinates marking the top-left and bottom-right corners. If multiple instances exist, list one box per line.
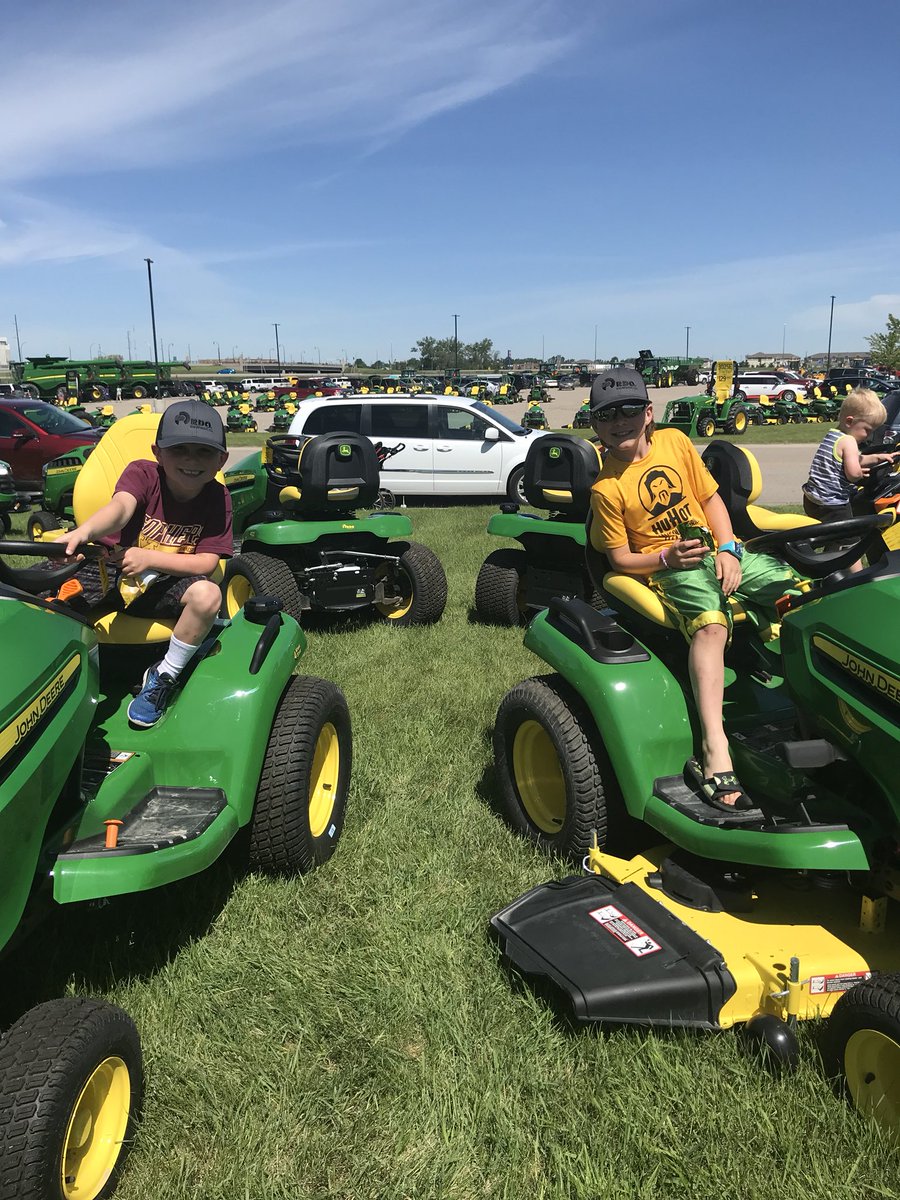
left=489, top=446, right=900, bottom=1133
left=0, top=414, right=353, bottom=1196
left=474, top=433, right=603, bottom=626
left=222, top=431, right=447, bottom=626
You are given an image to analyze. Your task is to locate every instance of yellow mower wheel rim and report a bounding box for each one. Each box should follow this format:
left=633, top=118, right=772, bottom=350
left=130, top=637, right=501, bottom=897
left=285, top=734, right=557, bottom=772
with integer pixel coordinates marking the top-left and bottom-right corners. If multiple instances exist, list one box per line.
left=512, top=720, right=566, bottom=833
left=61, top=1056, right=131, bottom=1200
left=375, top=566, right=414, bottom=620
left=225, top=574, right=254, bottom=618
left=309, top=722, right=340, bottom=837
left=734, top=410, right=748, bottom=432
left=844, top=1029, right=900, bottom=1133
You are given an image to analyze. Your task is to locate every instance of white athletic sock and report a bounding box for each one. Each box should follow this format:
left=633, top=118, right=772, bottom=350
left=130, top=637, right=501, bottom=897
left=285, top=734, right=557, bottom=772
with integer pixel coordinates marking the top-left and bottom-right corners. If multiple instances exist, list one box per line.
left=160, top=635, right=200, bottom=680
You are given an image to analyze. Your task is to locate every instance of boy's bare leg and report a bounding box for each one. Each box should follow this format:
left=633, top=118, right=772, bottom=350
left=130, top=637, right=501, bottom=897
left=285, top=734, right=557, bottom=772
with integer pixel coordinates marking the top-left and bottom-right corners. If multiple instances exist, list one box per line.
left=688, top=622, right=741, bottom=807
left=172, top=580, right=222, bottom=645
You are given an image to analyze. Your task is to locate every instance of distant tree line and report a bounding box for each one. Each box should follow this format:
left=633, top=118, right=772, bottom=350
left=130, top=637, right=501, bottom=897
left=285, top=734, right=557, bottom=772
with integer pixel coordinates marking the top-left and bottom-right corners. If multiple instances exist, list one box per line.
left=350, top=335, right=503, bottom=372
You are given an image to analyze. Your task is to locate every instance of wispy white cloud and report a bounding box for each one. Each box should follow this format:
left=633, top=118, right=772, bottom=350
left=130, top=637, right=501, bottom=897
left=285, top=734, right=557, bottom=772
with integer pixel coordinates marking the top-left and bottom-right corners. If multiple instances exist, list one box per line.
left=4, top=0, right=584, bottom=183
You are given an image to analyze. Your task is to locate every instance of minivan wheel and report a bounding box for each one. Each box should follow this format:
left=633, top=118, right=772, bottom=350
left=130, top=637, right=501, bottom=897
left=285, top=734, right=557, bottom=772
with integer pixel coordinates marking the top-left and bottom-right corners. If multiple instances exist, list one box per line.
left=507, top=467, right=526, bottom=504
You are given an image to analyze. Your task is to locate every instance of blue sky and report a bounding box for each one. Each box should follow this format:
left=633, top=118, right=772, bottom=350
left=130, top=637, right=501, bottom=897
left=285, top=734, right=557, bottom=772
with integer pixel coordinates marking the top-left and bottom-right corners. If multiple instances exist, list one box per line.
left=3, top=0, right=898, bottom=366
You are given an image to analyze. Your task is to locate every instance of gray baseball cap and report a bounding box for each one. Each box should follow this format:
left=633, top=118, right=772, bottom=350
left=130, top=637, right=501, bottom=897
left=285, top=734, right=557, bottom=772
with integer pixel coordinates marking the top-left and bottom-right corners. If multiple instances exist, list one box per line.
left=589, top=368, right=650, bottom=412
left=156, top=400, right=226, bottom=450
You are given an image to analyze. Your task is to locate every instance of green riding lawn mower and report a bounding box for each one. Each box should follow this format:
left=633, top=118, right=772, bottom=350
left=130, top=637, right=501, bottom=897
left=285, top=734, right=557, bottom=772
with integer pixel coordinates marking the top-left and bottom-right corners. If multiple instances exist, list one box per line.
left=522, top=402, right=549, bottom=431
left=474, top=434, right=603, bottom=626
left=222, top=432, right=448, bottom=627
left=0, top=460, right=15, bottom=539
left=0, top=414, right=353, bottom=1196
left=489, top=440, right=900, bottom=1134
left=226, top=402, right=258, bottom=434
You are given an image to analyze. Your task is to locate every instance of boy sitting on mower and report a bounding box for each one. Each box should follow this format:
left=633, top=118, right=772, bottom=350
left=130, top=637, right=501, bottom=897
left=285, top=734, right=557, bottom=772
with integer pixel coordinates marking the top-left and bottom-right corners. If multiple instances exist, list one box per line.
left=64, top=400, right=232, bottom=728
left=589, top=369, right=801, bottom=812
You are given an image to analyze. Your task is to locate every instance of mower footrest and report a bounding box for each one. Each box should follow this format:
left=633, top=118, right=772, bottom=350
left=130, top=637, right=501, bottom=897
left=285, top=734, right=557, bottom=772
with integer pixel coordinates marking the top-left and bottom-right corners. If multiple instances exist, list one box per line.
left=490, top=875, right=735, bottom=1028
left=654, top=775, right=765, bottom=826
left=61, top=787, right=227, bottom=857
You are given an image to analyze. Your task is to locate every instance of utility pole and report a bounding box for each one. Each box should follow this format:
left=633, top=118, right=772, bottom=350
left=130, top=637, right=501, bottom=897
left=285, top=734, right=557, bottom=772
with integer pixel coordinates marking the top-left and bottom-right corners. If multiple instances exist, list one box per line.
left=273, top=323, right=281, bottom=368
left=13, top=314, right=22, bottom=361
left=685, top=326, right=691, bottom=361
left=144, top=258, right=160, bottom=409
left=826, top=296, right=835, bottom=372
left=594, top=324, right=598, bottom=362
left=453, top=314, right=459, bottom=375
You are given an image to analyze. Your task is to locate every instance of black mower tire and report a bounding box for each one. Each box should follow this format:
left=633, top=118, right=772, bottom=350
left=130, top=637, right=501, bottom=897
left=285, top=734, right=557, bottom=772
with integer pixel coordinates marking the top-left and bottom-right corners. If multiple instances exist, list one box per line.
left=249, top=675, right=352, bottom=874
left=822, top=972, right=900, bottom=1131
left=222, top=551, right=305, bottom=626
left=493, top=673, right=611, bottom=861
left=377, top=541, right=447, bottom=626
left=27, top=511, right=61, bottom=542
left=474, top=548, right=527, bottom=626
left=0, top=513, right=9, bottom=538
left=506, top=467, right=527, bottom=504
left=0, top=997, right=142, bottom=1200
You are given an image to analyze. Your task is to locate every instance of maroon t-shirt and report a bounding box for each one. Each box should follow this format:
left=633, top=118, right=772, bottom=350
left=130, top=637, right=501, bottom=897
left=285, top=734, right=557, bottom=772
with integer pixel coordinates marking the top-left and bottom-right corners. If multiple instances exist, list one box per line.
left=114, top=459, right=233, bottom=560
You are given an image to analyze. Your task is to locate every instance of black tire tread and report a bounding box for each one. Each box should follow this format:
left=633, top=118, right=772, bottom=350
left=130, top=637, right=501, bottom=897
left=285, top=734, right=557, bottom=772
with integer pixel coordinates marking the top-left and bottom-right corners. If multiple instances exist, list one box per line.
left=249, top=675, right=352, bottom=874
left=224, top=551, right=305, bottom=625
left=0, top=997, right=142, bottom=1200
left=822, top=972, right=900, bottom=1088
left=389, top=542, right=447, bottom=626
left=493, top=673, right=608, bottom=861
left=474, top=548, right=526, bottom=626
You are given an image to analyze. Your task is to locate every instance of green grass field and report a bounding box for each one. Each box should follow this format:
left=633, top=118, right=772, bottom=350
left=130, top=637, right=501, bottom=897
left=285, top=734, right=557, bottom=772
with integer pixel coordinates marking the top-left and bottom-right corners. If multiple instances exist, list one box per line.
left=4, top=506, right=899, bottom=1199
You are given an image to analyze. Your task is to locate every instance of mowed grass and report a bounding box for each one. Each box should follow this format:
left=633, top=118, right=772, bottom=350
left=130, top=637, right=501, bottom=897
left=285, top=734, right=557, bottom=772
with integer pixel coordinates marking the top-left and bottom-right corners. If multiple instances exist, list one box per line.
left=5, top=505, right=900, bottom=1199
left=561, top=423, right=830, bottom=445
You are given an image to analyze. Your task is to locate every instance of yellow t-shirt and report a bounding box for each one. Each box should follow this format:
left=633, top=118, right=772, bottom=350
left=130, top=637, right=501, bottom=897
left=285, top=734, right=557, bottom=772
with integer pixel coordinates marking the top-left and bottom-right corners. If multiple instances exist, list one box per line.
left=590, top=427, right=718, bottom=555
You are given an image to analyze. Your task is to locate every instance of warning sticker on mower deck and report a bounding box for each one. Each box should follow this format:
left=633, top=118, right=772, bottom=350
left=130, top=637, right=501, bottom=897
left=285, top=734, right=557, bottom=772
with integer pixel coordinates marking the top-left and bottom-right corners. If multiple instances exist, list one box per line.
left=808, top=971, right=871, bottom=995
left=588, top=904, right=662, bottom=957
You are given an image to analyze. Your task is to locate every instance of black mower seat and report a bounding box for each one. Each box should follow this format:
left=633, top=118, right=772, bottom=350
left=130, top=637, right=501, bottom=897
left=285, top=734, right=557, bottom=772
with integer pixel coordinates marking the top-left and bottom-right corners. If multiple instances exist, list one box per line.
left=522, top=434, right=604, bottom=517
left=263, top=431, right=379, bottom=513
left=700, top=442, right=817, bottom=540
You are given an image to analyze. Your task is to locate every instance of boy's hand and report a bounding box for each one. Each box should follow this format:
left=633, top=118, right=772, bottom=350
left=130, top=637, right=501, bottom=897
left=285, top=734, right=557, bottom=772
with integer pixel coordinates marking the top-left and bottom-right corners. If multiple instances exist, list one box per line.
left=666, top=538, right=709, bottom=569
left=63, top=527, right=89, bottom=560
left=119, top=546, right=155, bottom=576
left=715, top=550, right=742, bottom=596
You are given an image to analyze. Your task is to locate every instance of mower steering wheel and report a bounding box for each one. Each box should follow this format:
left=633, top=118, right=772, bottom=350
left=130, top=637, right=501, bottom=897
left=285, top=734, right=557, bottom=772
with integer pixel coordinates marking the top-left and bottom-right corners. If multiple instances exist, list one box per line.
left=743, top=512, right=894, bottom=577
left=0, top=540, right=107, bottom=596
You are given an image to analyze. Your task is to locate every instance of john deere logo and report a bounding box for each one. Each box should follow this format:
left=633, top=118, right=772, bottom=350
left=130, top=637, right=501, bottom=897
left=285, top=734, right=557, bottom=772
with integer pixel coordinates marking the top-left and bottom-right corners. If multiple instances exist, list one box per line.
left=339, top=444, right=351, bottom=457
left=549, top=446, right=561, bottom=459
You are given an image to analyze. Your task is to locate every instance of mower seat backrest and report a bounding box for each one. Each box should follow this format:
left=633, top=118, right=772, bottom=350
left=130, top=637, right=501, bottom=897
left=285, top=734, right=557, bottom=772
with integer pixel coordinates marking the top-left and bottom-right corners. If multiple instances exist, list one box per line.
left=700, top=442, right=818, bottom=539
left=268, top=431, right=380, bottom=513
left=522, top=434, right=604, bottom=517
left=72, top=413, right=225, bottom=645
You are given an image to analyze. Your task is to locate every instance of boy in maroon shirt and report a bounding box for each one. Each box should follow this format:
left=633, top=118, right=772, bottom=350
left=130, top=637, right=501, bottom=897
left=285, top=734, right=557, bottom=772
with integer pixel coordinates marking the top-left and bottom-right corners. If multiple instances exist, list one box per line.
left=64, top=401, right=232, bottom=727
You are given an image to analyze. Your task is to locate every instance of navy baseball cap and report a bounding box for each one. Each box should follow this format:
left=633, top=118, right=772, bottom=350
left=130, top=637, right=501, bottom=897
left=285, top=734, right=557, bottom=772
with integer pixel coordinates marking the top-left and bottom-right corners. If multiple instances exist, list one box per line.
left=156, top=400, right=226, bottom=450
left=589, top=368, right=650, bottom=412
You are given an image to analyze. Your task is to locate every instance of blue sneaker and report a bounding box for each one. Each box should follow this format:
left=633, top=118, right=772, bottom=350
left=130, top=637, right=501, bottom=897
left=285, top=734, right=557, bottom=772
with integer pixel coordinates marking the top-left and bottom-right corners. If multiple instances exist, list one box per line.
left=127, top=663, right=176, bottom=728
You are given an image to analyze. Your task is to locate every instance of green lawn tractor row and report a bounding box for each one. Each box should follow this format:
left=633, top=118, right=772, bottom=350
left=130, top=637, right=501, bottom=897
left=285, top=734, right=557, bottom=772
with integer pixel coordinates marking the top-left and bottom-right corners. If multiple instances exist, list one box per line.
left=223, top=432, right=448, bottom=627
left=488, top=438, right=900, bottom=1134
left=0, top=414, right=353, bottom=1196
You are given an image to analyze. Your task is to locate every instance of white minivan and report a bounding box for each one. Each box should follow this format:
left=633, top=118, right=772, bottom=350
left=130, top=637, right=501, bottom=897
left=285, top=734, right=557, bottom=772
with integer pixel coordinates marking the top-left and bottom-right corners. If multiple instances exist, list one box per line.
left=287, top=393, right=546, bottom=502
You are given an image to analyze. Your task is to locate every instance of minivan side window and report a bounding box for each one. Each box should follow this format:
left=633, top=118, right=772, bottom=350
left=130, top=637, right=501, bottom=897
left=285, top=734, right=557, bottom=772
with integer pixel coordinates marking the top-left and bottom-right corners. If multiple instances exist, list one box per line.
left=369, top=404, right=429, bottom=438
left=302, top=404, right=362, bottom=434
left=0, top=410, right=23, bottom=437
left=437, top=406, right=491, bottom=440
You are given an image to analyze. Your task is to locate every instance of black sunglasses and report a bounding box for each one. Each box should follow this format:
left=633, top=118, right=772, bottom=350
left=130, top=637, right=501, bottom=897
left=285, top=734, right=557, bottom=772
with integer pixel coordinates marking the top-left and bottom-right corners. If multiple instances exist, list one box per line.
left=592, top=402, right=648, bottom=422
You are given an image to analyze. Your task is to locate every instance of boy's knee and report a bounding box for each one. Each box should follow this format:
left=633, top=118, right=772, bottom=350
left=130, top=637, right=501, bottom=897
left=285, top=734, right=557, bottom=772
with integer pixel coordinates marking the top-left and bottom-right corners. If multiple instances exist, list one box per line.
left=691, top=620, right=728, bottom=646
left=183, top=579, right=222, bottom=618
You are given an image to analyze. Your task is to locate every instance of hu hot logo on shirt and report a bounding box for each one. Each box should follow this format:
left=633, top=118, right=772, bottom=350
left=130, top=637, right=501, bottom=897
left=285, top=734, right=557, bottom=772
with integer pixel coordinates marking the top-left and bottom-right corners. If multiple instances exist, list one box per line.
left=638, top=466, right=685, bottom=517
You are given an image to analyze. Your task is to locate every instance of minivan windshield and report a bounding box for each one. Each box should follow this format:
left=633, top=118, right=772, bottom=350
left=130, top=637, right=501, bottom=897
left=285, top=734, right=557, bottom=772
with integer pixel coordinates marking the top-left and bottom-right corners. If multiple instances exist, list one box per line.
left=19, top=405, right=93, bottom=434
left=472, top=401, right=531, bottom=436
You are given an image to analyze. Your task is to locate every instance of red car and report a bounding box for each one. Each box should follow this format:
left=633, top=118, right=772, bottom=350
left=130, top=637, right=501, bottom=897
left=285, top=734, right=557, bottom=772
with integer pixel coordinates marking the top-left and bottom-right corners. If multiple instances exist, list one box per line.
left=0, top=399, right=103, bottom=496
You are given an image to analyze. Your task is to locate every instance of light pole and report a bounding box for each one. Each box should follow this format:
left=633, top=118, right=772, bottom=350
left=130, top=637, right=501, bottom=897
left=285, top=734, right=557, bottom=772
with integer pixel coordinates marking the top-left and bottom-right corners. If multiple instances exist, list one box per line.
left=453, top=314, right=459, bottom=375
left=314, top=346, right=320, bottom=364
left=144, top=257, right=160, bottom=407
left=685, top=326, right=691, bottom=362
left=89, top=343, right=98, bottom=359
left=782, top=325, right=786, bottom=357
left=826, top=296, right=835, bottom=372
left=594, top=324, right=598, bottom=362
left=273, top=323, right=281, bottom=368
left=13, top=314, right=22, bottom=361
left=167, top=343, right=174, bottom=362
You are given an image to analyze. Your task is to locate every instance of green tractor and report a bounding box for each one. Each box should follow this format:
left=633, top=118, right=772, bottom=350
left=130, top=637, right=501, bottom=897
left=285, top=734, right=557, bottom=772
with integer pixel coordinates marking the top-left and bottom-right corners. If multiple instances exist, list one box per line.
left=659, top=360, right=753, bottom=437
left=226, top=402, right=258, bottom=434
left=222, top=432, right=448, bottom=627
left=474, top=434, right=603, bottom=626
left=572, top=399, right=592, bottom=429
left=522, top=401, right=549, bottom=431
left=0, top=414, right=353, bottom=1194
left=25, top=444, right=99, bottom=543
left=489, top=441, right=900, bottom=1129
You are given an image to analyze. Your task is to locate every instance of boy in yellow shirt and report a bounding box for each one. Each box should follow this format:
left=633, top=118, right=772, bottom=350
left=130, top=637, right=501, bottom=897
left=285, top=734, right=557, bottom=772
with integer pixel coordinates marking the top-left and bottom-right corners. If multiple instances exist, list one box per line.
left=589, top=369, right=800, bottom=811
